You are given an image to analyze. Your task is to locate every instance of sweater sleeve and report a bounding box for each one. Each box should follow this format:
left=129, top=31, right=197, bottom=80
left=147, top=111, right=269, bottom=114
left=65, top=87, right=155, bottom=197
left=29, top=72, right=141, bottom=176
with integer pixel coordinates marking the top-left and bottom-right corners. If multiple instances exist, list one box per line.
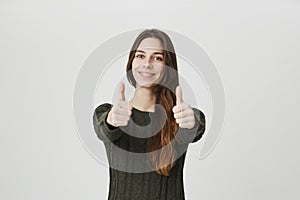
left=175, top=107, right=206, bottom=144
left=92, top=103, right=124, bottom=142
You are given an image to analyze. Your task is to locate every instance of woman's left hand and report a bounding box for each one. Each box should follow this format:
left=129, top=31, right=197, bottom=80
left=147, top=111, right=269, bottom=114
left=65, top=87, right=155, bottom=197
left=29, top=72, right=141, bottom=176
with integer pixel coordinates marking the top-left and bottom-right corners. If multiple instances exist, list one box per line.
left=172, top=85, right=196, bottom=129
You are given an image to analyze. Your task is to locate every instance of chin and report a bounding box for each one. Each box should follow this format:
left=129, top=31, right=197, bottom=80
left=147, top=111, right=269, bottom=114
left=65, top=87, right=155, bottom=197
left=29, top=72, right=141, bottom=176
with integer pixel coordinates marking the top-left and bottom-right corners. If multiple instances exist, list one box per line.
left=138, top=83, right=155, bottom=88
left=136, top=81, right=160, bottom=88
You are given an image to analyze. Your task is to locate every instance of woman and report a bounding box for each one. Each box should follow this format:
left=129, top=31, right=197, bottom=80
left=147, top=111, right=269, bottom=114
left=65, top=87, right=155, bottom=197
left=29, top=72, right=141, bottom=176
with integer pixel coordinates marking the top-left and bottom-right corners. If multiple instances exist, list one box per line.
left=93, top=29, right=205, bottom=200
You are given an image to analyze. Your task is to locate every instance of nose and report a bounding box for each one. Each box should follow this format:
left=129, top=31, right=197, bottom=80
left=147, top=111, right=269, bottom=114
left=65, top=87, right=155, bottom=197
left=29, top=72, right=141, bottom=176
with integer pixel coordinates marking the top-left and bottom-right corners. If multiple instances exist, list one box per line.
left=141, top=56, right=152, bottom=68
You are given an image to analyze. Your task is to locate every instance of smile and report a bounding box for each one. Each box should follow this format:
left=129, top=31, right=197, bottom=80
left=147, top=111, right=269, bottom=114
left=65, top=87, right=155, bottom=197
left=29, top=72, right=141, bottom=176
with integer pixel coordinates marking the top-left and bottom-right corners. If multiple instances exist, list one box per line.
left=138, top=71, right=155, bottom=78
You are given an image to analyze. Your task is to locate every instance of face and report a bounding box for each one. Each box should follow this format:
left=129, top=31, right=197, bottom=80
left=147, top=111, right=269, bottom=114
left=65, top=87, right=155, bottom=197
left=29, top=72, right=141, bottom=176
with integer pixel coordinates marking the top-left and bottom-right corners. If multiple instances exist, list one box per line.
left=131, top=37, right=165, bottom=88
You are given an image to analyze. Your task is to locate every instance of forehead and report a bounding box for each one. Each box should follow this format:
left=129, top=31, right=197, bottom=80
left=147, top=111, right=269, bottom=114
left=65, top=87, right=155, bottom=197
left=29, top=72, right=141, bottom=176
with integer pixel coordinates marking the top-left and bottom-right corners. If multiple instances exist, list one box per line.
left=137, top=37, right=164, bottom=52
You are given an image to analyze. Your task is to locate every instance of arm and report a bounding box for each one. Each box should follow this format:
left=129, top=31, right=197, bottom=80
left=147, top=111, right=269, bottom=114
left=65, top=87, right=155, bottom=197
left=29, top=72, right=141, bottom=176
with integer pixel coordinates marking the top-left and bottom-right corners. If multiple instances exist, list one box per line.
left=92, top=103, right=124, bottom=142
left=175, top=107, right=206, bottom=144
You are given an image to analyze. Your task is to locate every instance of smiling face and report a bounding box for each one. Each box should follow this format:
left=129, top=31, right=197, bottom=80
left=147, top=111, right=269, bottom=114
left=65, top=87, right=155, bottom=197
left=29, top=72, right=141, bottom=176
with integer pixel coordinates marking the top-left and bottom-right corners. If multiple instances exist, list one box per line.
left=131, top=37, right=165, bottom=88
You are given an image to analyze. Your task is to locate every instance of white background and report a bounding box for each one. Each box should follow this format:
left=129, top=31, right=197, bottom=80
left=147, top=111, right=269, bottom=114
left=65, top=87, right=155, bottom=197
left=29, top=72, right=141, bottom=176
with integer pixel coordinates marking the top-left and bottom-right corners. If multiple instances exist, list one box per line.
left=1, top=0, right=299, bottom=199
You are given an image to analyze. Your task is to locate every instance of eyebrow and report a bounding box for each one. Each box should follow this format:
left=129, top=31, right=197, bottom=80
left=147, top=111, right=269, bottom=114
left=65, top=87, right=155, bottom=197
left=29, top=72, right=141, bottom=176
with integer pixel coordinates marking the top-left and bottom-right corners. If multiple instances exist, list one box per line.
left=136, top=50, right=164, bottom=55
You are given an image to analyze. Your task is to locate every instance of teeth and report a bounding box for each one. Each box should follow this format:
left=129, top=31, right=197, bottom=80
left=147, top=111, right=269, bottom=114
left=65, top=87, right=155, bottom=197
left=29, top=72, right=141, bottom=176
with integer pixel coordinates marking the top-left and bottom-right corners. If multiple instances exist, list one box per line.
left=139, top=72, right=154, bottom=78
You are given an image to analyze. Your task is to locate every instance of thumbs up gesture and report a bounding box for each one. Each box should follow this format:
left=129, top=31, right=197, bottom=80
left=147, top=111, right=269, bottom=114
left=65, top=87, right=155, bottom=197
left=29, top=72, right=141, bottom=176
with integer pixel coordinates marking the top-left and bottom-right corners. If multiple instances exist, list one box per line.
left=172, top=85, right=196, bottom=129
left=107, top=82, right=133, bottom=127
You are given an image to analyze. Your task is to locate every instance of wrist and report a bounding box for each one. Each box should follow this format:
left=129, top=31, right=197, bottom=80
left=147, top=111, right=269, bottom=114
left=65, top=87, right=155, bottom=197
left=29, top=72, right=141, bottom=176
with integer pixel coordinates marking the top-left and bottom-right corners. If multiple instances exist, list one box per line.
left=106, top=111, right=117, bottom=129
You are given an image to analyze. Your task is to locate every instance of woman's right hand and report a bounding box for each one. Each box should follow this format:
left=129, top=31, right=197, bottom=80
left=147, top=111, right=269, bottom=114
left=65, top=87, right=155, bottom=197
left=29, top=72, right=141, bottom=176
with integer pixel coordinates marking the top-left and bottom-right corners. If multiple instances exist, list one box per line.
left=106, top=82, right=133, bottom=127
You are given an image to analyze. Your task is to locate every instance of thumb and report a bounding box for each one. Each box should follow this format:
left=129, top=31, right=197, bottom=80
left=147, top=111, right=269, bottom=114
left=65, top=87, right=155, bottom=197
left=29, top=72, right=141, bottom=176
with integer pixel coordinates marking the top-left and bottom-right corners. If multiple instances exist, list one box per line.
left=119, top=82, right=125, bottom=101
left=175, top=85, right=183, bottom=105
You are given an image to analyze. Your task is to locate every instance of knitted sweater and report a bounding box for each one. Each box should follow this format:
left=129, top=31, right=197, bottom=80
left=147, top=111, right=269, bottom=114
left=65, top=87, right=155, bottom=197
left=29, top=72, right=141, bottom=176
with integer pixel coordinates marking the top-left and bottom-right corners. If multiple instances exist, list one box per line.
left=93, top=103, right=205, bottom=200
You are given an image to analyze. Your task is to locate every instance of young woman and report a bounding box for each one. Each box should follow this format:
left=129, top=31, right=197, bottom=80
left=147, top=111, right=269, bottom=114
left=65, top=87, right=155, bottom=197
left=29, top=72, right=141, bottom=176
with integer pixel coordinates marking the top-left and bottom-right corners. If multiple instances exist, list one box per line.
left=93, top=29, right=206, bottom=200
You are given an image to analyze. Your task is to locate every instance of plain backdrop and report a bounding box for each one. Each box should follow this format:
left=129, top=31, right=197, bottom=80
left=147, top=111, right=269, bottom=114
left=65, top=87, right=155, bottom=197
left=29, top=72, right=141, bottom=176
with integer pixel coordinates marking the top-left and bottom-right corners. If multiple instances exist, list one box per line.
left=1, top=0, right=299, bottom=200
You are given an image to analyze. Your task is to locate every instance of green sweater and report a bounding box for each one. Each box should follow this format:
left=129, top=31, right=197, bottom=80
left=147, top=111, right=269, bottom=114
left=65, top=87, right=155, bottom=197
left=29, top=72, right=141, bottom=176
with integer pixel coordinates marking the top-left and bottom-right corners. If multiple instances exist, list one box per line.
left=93, top=103, right=205, bottom=200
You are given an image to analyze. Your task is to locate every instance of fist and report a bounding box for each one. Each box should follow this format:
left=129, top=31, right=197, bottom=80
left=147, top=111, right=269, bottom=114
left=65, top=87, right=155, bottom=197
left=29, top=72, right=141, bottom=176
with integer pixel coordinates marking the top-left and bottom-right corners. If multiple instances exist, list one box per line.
left=107, top=82, right=132, bottom=127
left=172, top=85, right=196, bottom=129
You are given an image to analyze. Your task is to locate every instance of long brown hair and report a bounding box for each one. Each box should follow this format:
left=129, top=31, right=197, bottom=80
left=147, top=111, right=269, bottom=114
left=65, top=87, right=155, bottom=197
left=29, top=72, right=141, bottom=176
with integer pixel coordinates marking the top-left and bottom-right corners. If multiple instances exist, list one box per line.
left=126, top=29, right=179, bottom=176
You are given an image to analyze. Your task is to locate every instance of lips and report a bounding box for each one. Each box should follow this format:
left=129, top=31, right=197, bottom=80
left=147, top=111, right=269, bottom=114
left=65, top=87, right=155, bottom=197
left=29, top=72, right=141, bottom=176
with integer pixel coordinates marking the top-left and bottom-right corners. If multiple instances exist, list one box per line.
left=138, top=71, right=155, bottom=78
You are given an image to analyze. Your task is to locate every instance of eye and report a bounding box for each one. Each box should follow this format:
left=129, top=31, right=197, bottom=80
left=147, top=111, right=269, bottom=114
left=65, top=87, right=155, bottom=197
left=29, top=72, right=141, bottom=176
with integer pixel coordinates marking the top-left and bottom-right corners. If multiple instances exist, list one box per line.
left=154, top=56, right=163, bottom=61
left=135, top=54, right=144, bottom=59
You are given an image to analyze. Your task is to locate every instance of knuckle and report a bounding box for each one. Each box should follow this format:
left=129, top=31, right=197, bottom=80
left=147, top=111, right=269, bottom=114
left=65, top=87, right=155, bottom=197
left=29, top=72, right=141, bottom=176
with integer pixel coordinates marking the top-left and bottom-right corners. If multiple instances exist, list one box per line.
left=112, top=108, right=118, bottom=114
left=111, top=113, right=115, bottom=119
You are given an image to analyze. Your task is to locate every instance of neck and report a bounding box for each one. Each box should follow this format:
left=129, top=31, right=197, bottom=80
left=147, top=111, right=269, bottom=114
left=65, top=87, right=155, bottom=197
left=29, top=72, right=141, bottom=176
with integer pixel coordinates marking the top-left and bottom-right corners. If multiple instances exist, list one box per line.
left=129, top=85, right=156, bottom=112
